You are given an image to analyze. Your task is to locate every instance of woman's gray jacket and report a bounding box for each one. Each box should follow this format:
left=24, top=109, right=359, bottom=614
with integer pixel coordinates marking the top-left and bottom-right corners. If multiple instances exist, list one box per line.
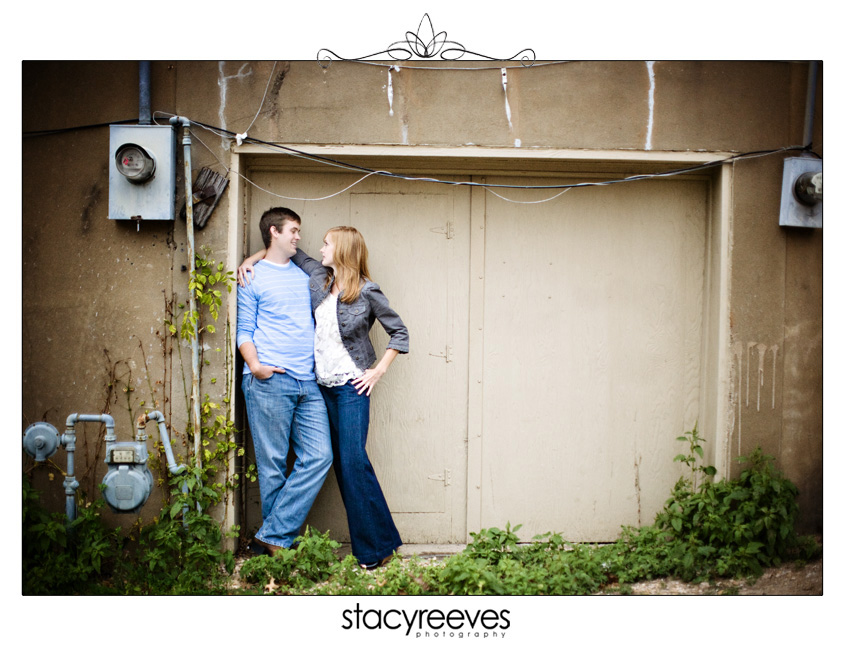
left=292, top=249, right=409, bottom=370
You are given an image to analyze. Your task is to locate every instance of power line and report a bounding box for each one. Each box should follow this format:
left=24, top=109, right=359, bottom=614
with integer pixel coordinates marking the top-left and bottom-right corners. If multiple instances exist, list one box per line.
left=22, top=112, right=821, bottom=201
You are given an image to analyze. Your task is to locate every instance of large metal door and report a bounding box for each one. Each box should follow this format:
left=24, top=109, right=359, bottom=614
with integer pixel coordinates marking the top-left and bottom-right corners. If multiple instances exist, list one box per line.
left=242, top=166, right=709, bottom=545
left=476, top=176, right=707, bottom=541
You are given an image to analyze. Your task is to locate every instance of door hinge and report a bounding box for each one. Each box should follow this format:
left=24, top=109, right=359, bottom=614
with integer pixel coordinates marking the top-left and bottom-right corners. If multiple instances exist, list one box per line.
left=428, top=345, right=453, bottom=363
left=430, top=221, right=454, bottom=239
left=427, top=468, right=452, bottom=486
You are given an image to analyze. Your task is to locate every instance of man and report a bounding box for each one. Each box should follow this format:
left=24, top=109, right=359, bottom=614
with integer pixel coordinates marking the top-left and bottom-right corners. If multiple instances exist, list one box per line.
left=236, top=206, right=332, bottom=553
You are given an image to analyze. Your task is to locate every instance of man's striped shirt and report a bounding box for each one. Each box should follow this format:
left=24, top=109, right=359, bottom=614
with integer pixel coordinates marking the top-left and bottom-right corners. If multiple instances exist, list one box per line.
left=236, top=259, right=315, bottom=380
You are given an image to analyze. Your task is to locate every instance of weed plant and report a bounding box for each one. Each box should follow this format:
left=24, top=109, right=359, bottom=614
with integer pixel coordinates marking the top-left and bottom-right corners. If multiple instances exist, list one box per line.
left=22, top=478, right=119, bottom=595
left=22, top=475, right=235, bottom=595
left=608, top=443, right=818, bottom=583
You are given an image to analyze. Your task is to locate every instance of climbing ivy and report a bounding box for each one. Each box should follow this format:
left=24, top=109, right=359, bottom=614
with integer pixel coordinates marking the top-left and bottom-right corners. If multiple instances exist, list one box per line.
left=173, top=247, right=235, bottom=341
left=162, top=246, right=253, bottom=511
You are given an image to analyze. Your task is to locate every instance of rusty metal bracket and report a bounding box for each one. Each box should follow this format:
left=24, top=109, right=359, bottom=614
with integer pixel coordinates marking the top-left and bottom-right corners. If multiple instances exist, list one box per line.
left=179, top=167, right=229, bottom=229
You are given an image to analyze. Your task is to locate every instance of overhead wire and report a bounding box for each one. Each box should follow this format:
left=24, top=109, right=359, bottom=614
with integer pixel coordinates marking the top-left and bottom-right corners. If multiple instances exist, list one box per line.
left=22, top=118, right=136, bottom=137
left=242, top=60, right=278, bottom=136
left=191, top=119, right=817, bottom=191
left=182, top=116, right=820, bottom=204
left=21, top=109, right=820, bottom=203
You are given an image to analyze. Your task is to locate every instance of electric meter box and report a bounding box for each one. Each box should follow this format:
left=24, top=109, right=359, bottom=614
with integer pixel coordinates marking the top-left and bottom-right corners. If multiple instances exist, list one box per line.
left=779, top=157, right=823, bottom=229
left=108, top=124, right=176, bottom=221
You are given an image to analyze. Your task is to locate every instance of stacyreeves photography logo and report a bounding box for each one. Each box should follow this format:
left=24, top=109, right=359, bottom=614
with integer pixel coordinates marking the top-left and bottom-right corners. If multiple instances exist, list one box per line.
left=342, top=603, right=511, bottom=638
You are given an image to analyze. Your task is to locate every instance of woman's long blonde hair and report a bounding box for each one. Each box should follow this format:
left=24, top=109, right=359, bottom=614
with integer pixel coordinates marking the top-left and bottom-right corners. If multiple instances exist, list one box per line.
left=324, top=226, right=371, bottom=303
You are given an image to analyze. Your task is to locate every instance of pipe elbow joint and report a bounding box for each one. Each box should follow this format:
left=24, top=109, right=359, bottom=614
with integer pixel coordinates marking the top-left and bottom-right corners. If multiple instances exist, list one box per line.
left=169, top=116, right=190, bottom=128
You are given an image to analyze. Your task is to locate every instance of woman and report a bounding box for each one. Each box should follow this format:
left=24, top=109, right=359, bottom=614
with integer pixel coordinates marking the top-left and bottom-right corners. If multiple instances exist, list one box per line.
left=238, top=226, right=408, bottom=569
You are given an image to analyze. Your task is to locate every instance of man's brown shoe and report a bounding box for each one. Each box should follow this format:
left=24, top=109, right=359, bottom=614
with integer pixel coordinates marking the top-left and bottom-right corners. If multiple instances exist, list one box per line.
left=253, top=537, right=283, bottom=555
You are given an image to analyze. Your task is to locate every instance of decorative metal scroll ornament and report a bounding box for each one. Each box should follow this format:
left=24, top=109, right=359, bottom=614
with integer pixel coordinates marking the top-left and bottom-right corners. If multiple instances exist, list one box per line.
left=318, top=14, right=535, bottom=67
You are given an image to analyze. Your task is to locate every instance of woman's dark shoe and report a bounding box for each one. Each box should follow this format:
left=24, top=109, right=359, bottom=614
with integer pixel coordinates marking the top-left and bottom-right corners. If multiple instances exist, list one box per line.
left=360, top=554, right=393, bottom=570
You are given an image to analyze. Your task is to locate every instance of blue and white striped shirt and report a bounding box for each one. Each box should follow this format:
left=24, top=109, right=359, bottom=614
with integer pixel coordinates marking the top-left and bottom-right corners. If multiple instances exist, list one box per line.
left=236, top=259, right=316, bottom=380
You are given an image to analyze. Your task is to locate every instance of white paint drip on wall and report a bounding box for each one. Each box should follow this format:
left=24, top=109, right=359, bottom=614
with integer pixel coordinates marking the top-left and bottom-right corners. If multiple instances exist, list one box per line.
left=500, top=68, right=521, bottom=148
left=645, top=61, right=656, bottom=151
left=730, top=340, right=780, bottom=453
left=387, top=67, right=395, bottom=116
left=218, top=62, right=252, bottom=150
left=731, top=341, right=743, bottom=454
left=770, top=344, right=779, bottom=409
left=746, top=341, right=756, bottom=406
left=501, top=69, right=512, bottom=128
left=756, top=343, right=767, bottom=411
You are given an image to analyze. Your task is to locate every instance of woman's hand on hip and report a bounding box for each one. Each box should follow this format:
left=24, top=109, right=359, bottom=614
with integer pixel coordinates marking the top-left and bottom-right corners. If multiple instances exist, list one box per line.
left=352, top=367, right=385, bottom=396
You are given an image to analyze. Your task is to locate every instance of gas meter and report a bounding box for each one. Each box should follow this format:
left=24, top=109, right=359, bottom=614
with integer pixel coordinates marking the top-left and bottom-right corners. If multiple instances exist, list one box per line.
left=22, top=413, right=164, bottom=522
left=102, top=439, right=154, bottom=513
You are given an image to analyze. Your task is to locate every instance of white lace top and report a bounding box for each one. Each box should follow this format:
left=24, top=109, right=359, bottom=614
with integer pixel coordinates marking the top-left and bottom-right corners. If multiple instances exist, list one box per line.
left=314, top=292, right=363, bottom=387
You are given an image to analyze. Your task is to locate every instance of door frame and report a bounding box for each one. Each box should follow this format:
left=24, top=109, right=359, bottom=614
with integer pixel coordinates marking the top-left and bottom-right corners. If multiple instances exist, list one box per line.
left=225, top=144, right=735, bottom=542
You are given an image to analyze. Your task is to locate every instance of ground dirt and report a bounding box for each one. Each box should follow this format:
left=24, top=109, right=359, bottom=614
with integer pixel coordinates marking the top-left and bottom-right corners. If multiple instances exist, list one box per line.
left=596, top=556, right=823, bottom=595
left=598, top=535, right=824, bottom=596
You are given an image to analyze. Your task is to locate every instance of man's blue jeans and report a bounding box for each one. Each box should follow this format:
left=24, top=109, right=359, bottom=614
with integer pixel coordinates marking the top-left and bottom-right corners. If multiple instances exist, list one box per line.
left=319, top=381, right=402, bottom=565
left=242, top=372, right=332, bottom=548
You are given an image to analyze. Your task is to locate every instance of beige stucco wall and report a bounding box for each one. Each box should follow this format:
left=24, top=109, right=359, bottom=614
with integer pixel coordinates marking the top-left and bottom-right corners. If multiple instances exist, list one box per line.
left=21, top=60, right=822, bottom=536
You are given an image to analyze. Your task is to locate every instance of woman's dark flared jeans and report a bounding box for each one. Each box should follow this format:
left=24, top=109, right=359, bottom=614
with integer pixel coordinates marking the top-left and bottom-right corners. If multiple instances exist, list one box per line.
left=319, top=381, right=402, bottom=565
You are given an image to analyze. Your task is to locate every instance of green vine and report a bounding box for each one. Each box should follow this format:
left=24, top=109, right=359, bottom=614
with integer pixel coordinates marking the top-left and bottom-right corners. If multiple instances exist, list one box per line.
left=163, top=246, right=246, bottom=511
left=169, top=247, right=235, bottom=341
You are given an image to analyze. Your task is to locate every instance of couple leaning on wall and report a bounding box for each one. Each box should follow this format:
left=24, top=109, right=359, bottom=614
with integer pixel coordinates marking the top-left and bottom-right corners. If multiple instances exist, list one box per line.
left=235, top=206, right=409, bottom=569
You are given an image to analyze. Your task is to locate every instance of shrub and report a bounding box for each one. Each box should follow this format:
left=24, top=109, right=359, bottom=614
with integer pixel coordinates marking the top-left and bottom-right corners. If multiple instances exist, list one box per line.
left=23, top=478, right=119, bottom=595
left=607, top=444, right=806, bottom=583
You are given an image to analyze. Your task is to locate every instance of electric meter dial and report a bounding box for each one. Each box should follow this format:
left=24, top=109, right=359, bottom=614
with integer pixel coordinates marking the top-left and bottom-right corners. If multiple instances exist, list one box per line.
left=115, top=143, right=156, bottom=184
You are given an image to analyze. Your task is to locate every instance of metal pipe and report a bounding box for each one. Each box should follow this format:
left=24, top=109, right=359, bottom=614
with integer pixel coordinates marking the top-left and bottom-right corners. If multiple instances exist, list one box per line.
left=62, top=413, right=116, bottom=526
left=802, top=61, right=819, bottom=149
left=139, top=61, right=152, bottom=125
left=137, top=412, right=194, bottom=518
left=169, top=116, right=202, bottom=467
left=66, top=412, right=116, bottom=428
left=62, top=427, right=78, bottom=525
left=137, top=412, right=186, bottom=475
left=66, top=413, right=116, bottom=440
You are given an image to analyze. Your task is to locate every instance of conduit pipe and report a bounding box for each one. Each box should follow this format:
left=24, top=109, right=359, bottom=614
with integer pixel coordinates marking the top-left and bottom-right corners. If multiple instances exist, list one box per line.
left=802, top=61, right=819, bottom=150
left=169, top=115, right=202, bottom=468
left=139, top=61, right=152, bottom=125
